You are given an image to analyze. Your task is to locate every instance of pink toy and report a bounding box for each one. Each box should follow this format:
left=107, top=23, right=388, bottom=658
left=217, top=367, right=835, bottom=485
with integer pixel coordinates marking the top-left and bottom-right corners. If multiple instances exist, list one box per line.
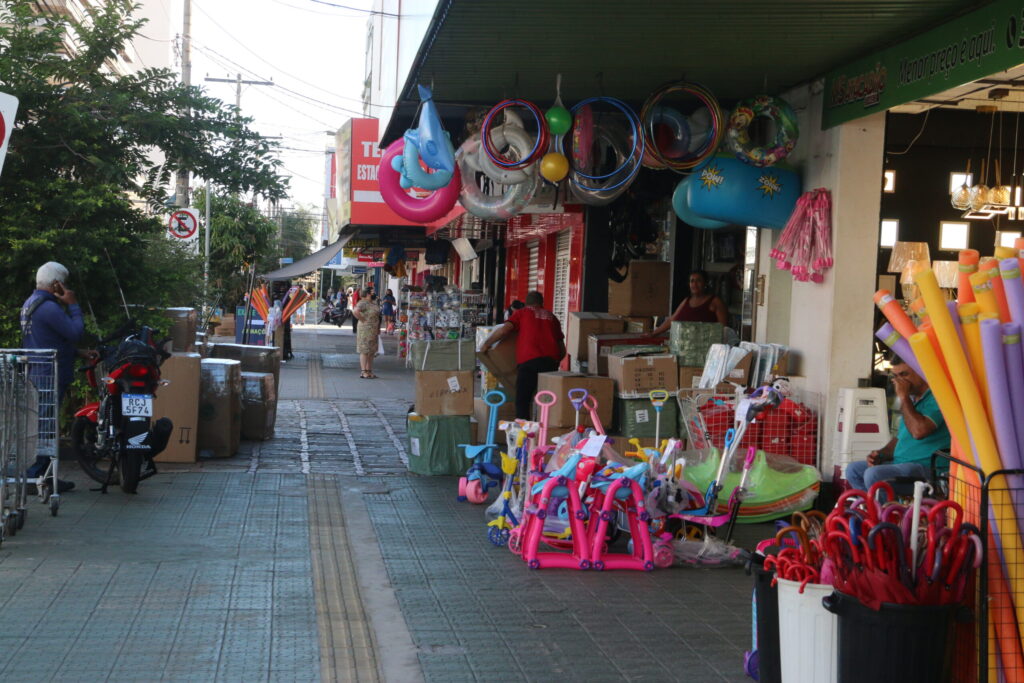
left=520, top=452, right=592, bottom=570
left=377, top=139, right=462, bottom=223
left=587, top=463, right=655, bottom=571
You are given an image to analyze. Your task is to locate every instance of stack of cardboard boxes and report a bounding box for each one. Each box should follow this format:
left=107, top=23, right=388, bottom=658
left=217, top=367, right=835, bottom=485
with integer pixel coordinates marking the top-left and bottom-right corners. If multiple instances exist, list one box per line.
left=407, top=339, right=475, bottom=476
left=155, top=307, right=202, bottom=464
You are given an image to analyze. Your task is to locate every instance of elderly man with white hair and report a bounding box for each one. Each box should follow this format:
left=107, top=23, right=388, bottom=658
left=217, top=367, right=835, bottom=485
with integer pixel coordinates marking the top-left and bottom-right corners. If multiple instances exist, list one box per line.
left=20, top=261, right=93, bottom=490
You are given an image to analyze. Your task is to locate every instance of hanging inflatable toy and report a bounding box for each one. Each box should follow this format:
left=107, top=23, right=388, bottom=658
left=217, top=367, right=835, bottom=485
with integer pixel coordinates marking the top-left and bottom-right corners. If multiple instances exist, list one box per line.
left=476, top=122, right=535, bottom=185
left=685, top=155, right=801, bottom=230
left=639, top=81, right=724, bottom=172
left=642, top=106, right=690, bottom=169
left=540, top=152, right=570, bottom=183
left=725, top=95, right=799, bottom=167
left=457, top=134, right=539, bottom=220
left=379, top=139, right=462, bottom=223
left=540, top=74, right=572, bottom=184
left=671, top=175, right=729, bottom=229
left=563, top=96, right=644, bottom=205
left=394, top=85, right=457, bottom=190
left=481, top=99, right=550, bottom=170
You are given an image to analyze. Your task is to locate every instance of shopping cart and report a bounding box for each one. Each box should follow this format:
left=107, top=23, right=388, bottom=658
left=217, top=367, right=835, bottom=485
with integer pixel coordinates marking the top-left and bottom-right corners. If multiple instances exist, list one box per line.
left=0, top=349, right=60, bottom=521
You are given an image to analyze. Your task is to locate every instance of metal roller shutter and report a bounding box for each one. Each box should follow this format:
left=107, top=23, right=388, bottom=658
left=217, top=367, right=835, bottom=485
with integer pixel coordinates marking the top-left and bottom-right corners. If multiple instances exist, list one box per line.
left=552, top=230, right=571, bottom=327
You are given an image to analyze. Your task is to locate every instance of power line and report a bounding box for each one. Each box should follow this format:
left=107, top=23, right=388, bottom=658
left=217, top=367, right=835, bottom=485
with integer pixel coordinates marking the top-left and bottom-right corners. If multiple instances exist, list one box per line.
left=302, top=0, right=399, bottom=16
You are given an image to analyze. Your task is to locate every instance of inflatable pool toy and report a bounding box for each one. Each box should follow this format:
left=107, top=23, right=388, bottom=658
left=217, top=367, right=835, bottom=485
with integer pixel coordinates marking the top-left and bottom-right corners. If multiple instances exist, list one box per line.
left=378, top=138, right=461, bottom=223
left=457, top=135, right=538, bottom=220
left=394, top=84, right=456, bottom=190
left=686, top=156, right=801, bottom=229
left=671, top=175, right=728, bottom=229
left=642, top=105, right=690, bottom=169
left=725, top=95, right=799, bottom=167
left=482, top=99, right=549, bottom=170
left=639, top=81, right=724, bottom=171
left=476, top=123, right=535, bottom=185
left=564, top=97, right=643, bottom=204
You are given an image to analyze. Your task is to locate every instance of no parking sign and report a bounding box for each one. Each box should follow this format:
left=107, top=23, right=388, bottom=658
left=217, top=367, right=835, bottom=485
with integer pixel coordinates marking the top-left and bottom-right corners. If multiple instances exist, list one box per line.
left=168, top=208, right=200, bottom=241
left=0, top=91, right=19, bottom=179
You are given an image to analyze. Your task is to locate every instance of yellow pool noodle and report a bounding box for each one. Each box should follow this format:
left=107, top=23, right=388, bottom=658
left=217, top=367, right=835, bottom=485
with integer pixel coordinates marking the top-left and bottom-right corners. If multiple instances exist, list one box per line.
left=909, top=333, right=970, bottom=459
left=996, top=246, right=1018, bottom=261
left=971, top=269, right=1001, bottom=320
left=918, top=268, right=1024, bottom=648
left=958, top=303, right=990, bottom=415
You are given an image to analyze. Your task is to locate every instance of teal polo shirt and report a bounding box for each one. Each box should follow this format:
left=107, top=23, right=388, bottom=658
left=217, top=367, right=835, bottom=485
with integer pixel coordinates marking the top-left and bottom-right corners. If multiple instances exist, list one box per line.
left=893, top=389, right=951, bottom=469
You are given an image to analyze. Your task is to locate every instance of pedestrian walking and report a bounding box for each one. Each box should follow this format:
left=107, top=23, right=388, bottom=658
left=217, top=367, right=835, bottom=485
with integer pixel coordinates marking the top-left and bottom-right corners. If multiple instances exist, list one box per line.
left=381, top=288, right=396, bottom=334
left=352, top=287, right=382, bottom=378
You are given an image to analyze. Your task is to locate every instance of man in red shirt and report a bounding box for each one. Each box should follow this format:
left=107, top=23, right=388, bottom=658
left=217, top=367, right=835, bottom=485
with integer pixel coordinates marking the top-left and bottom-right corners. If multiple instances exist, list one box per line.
left=480, top=291, right=565, bottom=419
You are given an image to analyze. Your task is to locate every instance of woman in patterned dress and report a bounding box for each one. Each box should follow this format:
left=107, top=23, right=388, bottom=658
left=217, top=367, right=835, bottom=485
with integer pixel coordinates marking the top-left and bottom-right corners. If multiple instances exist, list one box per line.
left=352, top=287, right=382, bottom=378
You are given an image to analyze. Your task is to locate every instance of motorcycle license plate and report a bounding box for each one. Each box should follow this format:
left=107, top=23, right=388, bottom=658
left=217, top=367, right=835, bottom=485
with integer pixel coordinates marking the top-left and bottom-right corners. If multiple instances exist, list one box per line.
left=121, top=394, right=153, bottom=417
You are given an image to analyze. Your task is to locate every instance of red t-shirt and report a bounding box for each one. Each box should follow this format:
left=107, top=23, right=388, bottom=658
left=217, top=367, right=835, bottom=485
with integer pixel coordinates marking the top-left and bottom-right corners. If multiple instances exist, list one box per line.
left=507, top=306, right=564, bottom=365
left=351, top=291, right=359, bottom=308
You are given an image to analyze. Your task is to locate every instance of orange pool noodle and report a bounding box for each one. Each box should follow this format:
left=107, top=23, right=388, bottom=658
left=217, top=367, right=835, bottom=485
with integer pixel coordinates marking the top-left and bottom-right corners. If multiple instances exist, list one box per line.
left=873, top=290, right=916, bottom=340
left=959, top=249, right=980, bottom=303
left=981, top=258, right=1012, bottom=322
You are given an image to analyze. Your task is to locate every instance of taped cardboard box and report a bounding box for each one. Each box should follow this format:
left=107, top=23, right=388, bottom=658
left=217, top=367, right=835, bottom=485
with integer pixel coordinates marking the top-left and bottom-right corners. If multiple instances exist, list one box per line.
left=198, top=358, right=242, bottom=459
left=163, top=307, right=197, bottom=352
left=536, top=372, right=614, bottom=429
left=415, top=370, right=474, bottom=416
left=153, top=352, right=201, bottom=463
left=240, top=371, right=276, bottom=440
left=608, top=260, right=671, bottom=316
left=624, top=316, right=654, bottom=334
left=210, top=343, right=282, bottom=395
left=474, top=397, right=516, bottom=443
left=586, top=333, right=663, bottom=376
left=407, top=414, right=471, bottom=476
left=477, top=330, right=519, bottom=402
left=607, top=352, right=678, bottom=395
left=615, top=396, right=679, bottom=439
left=215, top=314, right=235, bottom=338
left=409, top=339, right=476, bottom=371
left=566, top=312, right=624, bottom=366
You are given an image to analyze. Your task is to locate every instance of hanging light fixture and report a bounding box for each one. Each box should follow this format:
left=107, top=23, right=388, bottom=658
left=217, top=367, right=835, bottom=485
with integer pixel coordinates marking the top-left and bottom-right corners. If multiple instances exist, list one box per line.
left=966, top=108, right=1015, bottom=219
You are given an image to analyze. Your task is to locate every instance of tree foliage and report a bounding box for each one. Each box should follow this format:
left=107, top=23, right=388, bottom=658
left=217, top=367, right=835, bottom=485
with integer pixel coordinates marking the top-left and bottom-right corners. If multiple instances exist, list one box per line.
left=0, top=0, right=289, bottom=344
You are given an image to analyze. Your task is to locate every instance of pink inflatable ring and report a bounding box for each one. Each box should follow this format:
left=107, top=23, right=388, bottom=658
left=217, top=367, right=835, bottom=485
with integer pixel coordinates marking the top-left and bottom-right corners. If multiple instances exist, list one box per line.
left=378, top=139, right=461, bottom=223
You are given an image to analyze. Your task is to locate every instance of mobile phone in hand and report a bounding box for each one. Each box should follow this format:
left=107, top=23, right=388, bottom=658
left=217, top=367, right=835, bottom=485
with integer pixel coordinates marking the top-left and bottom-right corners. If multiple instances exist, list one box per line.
left=53, top=281, right=65, bottom=296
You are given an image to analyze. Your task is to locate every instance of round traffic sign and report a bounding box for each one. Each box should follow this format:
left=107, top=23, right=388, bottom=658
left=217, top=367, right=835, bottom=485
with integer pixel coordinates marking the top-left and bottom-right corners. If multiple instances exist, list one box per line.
left=168, top=210, right=198, bottom=239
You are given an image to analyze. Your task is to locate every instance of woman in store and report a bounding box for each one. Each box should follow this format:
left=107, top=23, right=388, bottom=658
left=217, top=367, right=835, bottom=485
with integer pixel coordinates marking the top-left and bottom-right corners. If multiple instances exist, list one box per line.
left=352, top=287, right=382, bottom=378
left=381, top=288, right=397, bottom=334
left=652, top=269, right=728, bottom=335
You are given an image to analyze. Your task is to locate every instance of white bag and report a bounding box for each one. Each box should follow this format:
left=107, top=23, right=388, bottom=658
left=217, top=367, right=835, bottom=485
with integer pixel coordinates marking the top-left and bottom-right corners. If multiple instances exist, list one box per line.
left=377, top=335, right=385, bottom=357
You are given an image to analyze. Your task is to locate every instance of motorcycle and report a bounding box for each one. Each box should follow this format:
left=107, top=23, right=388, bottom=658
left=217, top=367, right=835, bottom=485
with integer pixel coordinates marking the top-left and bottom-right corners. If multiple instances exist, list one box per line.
left=320, top=300, right=350, bottom=327
left=70, top=324, right=173, bottom=494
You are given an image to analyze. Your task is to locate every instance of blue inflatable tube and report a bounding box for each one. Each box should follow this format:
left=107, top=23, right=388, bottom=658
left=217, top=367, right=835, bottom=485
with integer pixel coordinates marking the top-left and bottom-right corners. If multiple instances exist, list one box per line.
left=686, top=156, right=801, bottom=230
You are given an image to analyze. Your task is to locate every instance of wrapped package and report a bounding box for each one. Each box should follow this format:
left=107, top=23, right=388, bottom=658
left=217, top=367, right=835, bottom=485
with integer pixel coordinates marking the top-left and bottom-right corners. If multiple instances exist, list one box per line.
left=408, top=339, right=476, bottom=371
left=198, top=358, right=242, bottom=458
left=240, top=371, right=276, bottom=440
left=669, top=321, right=723, bottom=367
left=407, top=414, right=472, bottom=476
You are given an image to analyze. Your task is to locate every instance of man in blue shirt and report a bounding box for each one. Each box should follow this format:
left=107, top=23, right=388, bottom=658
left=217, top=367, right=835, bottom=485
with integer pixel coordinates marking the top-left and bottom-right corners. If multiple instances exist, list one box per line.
left=846, top=357, right=950, bottom=491
left=20, top=262, right=95, bottom=490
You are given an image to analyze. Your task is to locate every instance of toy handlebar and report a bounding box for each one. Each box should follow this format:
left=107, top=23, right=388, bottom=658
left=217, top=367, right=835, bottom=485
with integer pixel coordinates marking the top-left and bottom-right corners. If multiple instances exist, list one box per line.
left=484, top=389, right=507, bottom=407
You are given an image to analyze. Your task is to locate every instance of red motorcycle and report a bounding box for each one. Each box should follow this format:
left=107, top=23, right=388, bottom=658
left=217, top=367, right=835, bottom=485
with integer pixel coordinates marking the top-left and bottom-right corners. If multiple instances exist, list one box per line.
left=71, top=324, right=173, bottom=493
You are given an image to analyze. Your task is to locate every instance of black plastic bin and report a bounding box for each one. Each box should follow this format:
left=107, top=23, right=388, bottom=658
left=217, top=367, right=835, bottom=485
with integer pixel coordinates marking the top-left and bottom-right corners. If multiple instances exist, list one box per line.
left=748, top=558, right=781, bottom=683
left=822, top=591, right=961, bottom=683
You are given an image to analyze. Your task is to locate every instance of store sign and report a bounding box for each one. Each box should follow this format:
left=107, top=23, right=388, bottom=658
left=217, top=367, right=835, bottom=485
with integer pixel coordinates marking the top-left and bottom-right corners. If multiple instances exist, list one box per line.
left=823, top=0, right=1024, bottom=128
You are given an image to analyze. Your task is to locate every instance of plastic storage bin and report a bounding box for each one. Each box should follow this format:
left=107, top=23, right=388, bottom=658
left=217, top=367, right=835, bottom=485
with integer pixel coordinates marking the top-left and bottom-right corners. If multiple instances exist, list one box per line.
left=777, top=578, right=837, bottom=682
left=747, top=558, right=781, bottom=683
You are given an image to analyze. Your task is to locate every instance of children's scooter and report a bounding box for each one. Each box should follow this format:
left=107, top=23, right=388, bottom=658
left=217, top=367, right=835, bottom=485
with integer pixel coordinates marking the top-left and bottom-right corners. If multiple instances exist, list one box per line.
left=458, top=389, right=507, bottom=504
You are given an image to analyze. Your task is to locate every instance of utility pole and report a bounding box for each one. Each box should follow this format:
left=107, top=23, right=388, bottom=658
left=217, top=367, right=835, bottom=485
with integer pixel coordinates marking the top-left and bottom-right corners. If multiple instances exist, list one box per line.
left=174, top=0, right=191, bottom=207
left=204, top=73, right=274, bottom=110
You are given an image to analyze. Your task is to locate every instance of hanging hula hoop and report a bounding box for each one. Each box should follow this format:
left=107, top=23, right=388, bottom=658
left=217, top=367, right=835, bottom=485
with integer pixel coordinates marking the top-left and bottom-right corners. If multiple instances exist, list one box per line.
left=725, top=95, right=799, bottom=167
left=639, top=82, right=724, bottom=171
left=481, top=99, right=550, bottom=170
left=457, top=135, right=539, bottom=220
left=562, top=96, right=644, bottom=194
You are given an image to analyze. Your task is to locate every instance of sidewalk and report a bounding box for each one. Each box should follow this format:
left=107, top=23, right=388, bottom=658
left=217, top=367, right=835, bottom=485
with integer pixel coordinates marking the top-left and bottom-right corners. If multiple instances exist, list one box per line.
left=0, top=325, right=758, bottom=682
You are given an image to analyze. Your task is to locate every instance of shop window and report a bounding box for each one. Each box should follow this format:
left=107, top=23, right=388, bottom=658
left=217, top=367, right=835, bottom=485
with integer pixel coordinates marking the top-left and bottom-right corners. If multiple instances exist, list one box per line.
left=883, top=170, right=896, bottom=193
left=998, top=230, right=1022, bottom=249
left=949, top=172, right=973, bottom=194
left=879, top=219, right=899, bottom=248
left=939, top=221, right=970, bottom=251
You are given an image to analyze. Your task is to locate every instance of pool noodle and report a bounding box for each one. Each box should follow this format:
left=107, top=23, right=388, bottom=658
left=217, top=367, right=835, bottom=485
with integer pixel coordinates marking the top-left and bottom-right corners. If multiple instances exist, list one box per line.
left=1001, top=258, right=1024, bottom=326
left=1016, top=237, right=1024, bottom=275
left=873, top=290, right=917, bottom=340
left=982, top=259, right=1013, bottom=323
left=972, top=269, right=1002, bottom=320
left=909, top=333, right=971, bottom=465
left=997, top=246, right=1018, bottom=261
left=981, top=319, right=1020, bottom=472
left=910, top=296, right=927, bottom=323
left=959, top=249, right=980, bottom=303
left=1004, top=323, right=1024, bottom=468
left=916, top=268, right=1024, bottom=651
left=948, top=300, right=968, bottom=355
left=959, top=304, right=990, bottom=411
left=988, top=534, right=1024, bottom=682
left=875, top=323, right=924, bottom=378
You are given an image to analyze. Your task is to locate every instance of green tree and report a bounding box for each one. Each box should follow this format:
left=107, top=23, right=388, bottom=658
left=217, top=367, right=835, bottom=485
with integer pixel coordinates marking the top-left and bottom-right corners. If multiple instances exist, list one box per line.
left=0, top=0, right=288, bottom=344
left=277, top=207, right=317, bottom=263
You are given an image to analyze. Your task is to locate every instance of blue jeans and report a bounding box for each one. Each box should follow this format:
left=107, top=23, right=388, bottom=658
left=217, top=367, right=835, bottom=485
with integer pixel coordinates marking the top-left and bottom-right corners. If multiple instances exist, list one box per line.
left=845, top=460, right=929, bottom=491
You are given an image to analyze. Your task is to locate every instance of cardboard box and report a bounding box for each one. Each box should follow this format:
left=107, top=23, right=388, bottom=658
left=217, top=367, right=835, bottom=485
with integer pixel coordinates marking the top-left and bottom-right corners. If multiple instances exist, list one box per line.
left=566, top=312, right=625, bottom=365
left=607, top=352, right=678, bottom=396
left=410, top=339, right=476, bottom=371
left=624, top=316, right=654, bottom=334
left=240, top=371, right=276, bottom=440
left=678, top=366, right=704, bottom=390
left=153, top=352, right=201, bottom=463
left=536, top=372, right=615, bottom=429
left=477, top=330, right=519, bottom=401
left=198, top=358, right=242, bottom=459
left=474, top=397, right=516, bottom=444
left=163, top=307, right=197, bottom=352
left=608, top=261, right=671, bottom=317
left=415, top=370, right=474, bottom=416
left=587, top=333, right=663, bottom=376
left=210, top=343, right=282, bottom=395
left=615, top=397, right=679, bottom=438
left=216, top=314, right=235, bottom=338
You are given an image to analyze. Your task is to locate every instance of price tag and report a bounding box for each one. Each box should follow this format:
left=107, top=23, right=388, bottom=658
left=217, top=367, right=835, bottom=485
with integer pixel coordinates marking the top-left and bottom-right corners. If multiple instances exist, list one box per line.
left=580, top=435, right=607, bottom=458
left=447, top=376, right=461, bottom=392
left=635, top=409, right=650, bottom=424
left=410, top=438, right=421, bottom=456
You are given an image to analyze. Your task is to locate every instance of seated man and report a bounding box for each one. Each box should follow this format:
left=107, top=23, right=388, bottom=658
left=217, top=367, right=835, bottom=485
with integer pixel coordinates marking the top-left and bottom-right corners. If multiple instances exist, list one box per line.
left=845, top=357, right=950, bottom=491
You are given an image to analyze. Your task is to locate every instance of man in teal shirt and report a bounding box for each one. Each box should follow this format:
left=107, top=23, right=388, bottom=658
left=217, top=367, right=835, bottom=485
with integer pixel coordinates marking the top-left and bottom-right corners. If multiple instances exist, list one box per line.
left=845, top=357, right=950, bottom=491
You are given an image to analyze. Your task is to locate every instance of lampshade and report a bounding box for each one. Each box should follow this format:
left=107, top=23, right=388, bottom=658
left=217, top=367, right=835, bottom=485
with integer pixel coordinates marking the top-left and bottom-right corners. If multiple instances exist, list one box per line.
left=887, top=241, right=931, bottom=274
left=932, top=260, right=959, bottom=289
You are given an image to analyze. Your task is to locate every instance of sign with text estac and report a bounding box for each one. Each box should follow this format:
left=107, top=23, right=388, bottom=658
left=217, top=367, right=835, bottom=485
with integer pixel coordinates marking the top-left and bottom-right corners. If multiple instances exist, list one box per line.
left=824, top=0, right=1024, bottom=128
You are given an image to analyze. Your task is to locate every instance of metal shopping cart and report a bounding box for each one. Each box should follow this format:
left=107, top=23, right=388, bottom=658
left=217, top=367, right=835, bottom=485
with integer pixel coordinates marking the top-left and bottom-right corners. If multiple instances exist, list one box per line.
left=0, top=349, right=60, bottom=526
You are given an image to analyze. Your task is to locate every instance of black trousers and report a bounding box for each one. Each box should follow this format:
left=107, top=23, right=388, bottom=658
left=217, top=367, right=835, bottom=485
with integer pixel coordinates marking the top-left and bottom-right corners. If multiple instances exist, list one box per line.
left=515, top=357, right=559, bottom=419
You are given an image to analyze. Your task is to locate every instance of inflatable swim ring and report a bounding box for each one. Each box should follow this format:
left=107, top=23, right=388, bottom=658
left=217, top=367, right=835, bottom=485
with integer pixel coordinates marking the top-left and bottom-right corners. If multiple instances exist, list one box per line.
left=725, top=95, right=799, bottom=167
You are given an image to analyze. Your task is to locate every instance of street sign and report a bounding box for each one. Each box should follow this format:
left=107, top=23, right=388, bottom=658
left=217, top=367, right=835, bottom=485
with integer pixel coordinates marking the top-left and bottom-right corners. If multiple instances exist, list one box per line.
left=0, top=92, right=19, bottom=178
left=168, top=208, right=199, bottom=241
left=279, top=257, right=294, bottom=265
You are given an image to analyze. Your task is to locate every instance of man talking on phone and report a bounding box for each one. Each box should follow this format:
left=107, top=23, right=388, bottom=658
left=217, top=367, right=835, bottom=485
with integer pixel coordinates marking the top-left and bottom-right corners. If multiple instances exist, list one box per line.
left=845, top=357, right=950, bottom=492
left=20, top=262, right=96, bottom=491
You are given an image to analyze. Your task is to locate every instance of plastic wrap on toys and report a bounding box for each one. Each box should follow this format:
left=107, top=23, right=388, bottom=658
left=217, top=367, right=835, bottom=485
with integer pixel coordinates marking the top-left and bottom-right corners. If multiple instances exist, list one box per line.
left=669, top=321, right=723, bottom=366
left=672, top=535, right=751, bottom=568
left=198, top=358, right=242, bottom=459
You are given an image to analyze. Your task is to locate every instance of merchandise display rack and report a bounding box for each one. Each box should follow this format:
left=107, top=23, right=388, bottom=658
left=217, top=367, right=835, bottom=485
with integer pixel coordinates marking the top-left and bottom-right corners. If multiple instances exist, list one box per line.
left=398, top=286, right=489, bottom=358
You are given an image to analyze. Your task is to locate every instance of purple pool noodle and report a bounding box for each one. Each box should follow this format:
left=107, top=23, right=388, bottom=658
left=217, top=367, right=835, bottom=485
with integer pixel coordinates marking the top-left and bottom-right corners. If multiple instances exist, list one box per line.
left=1000, top=257, right=1024, bottom=326
left=947, top=301, right=969, bottom=352
left=981, top=319, right=1021, bottom=467
left=874, top=322, right=924, bottom=378
left=1000, top=322, right=1024, bottom=516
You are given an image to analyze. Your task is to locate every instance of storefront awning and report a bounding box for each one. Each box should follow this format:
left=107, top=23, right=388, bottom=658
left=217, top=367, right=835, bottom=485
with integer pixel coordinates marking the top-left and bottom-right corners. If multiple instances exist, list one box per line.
left=261, top=236, right=352, bottom=280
